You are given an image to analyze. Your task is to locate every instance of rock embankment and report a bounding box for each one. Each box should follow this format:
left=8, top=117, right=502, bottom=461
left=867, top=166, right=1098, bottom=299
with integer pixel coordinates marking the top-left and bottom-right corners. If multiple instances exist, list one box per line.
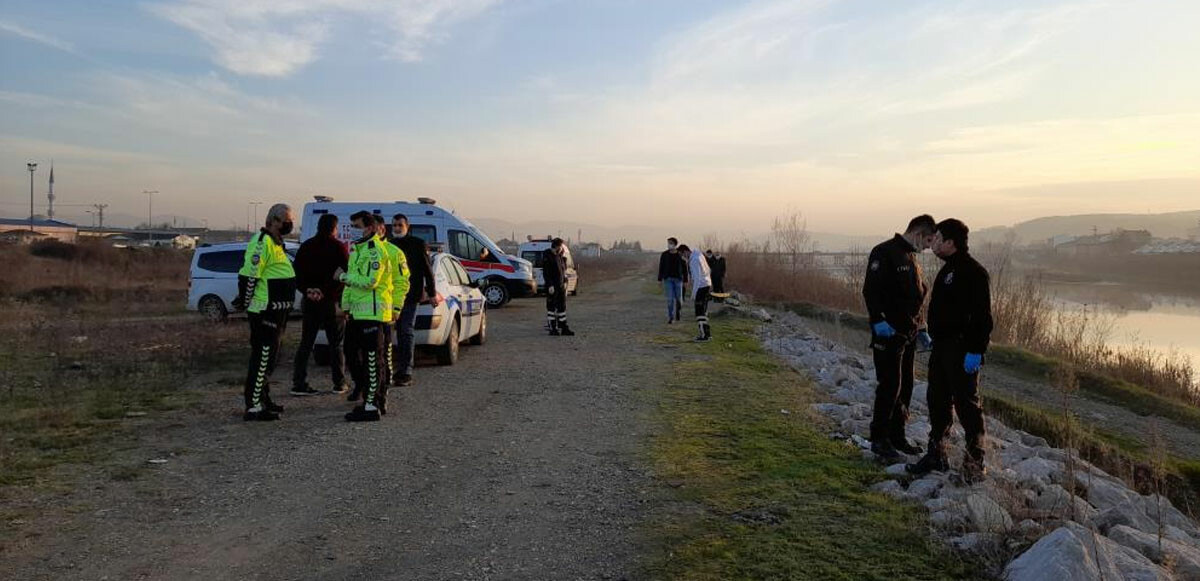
left=756, top=309, right=1200, bottom=580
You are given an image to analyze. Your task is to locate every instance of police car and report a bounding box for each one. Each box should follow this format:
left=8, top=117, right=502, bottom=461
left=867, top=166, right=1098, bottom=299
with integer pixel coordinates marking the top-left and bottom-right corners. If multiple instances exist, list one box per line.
left=187, top=241, right=302, bottom=322
left=518, top=237, right=579, bottom=296
left=298, top=197, right=535, bottom=308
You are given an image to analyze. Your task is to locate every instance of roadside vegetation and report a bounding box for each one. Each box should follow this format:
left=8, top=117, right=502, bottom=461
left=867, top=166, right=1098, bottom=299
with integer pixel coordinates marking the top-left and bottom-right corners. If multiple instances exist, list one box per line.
left=719, top=213, right=1197, bottom=406
left=0, top=240, right=240, bottom=507
left=642, top=314, right=985, bottom=580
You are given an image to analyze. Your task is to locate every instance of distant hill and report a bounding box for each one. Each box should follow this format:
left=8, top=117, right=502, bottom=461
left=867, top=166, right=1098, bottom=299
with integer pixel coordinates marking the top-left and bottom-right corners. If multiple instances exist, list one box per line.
left=976, top=210, right=1200, bottom=245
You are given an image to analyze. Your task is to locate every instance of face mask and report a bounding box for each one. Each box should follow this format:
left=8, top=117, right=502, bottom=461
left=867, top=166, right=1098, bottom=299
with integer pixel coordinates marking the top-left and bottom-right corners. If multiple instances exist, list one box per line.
left=668, top=243, right=677, bottom=250
left=279, top=220, right=294, bottom=236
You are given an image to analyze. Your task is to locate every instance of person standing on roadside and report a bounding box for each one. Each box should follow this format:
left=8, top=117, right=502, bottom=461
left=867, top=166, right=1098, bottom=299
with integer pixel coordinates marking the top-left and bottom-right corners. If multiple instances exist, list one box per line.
left=862, top=214, right=937, bottom=462
left=907, top=218, right=994, bottom=484
left=291, top=213, right=350, bottom=396
left=391, top=214, right=440, bottom=387
left=371, top=214, right=407, bottom=399
left=543, top=237, right=575, bottom=336
left=336, top=211, right=390, bottom=422
left=678, top=244, right=712, bottom=342
left=706, top=250, right=727, bottom=301
left=657, top=237, right=687, bottom=324
left=233, top=203, right=297, bottom=421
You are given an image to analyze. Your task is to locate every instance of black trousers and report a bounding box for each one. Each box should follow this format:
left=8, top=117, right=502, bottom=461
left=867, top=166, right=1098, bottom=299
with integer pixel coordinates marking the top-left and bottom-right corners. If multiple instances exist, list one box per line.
left=869, top=336, right=916, bottom=444
left=713, top=274, right=725, bottom=294
left=245, top=309, right=290, bottom=409
left=345, top=319, right=387, bottom=408
left=384, top=322, right=395, bottom=385
left=546, top=286, right=567, bottom=329
left=695, top=286, right=711, bottom=338
left=927, top=345, right=986, bottom=461
left=293, top=298, right=346, bottom=388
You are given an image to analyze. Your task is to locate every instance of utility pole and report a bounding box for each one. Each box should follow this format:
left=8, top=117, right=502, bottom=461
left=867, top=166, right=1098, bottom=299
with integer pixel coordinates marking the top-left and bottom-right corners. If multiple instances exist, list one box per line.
left=249, top=201, right=263, bottom=232
left=143, top=190, right=158, bottom=244
left=93, top=204, right=108, bottom=228
left=27, top=162, right=37, bottom=230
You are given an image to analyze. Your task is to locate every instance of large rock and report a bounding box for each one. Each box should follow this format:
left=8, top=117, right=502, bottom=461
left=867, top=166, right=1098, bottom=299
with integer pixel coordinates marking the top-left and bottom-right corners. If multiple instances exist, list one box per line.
left=1004, top=522, right=1167, bottom=581
left=905, top=477, right=943, bottom=501
left=1012, top=457, right=1065, bottom=487
left=1091, top=499, right=1160, bottom=535
left=1032, top=484, right=1098, bottom=522
left=870, top=479, right=904, bottom=498
left=1109, top=524, right=1200, bottom=578
left=1076, top=473, right=1136, bottom=510
left=965, top=493, right=1013, bottom=533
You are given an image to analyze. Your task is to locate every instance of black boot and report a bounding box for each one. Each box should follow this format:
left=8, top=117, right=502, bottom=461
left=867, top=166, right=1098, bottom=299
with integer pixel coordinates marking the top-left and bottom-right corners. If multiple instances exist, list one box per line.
left=870, top=440, right=904, bottom=463
left=243, top=408, right=280, bottom=421
left=345, top=405, right=381, bottom=422
left=548, top=319, right=560, bottom=336
left=892, top=439, right=924, bottom=456
left=906, top=452, right=950, bottom=476
left=559, top=322, right=575, bottom=336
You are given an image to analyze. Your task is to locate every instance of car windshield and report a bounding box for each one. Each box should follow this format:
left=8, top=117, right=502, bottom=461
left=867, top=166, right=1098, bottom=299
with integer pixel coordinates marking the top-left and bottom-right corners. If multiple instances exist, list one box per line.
left=521, top=250, right=545, bottom=267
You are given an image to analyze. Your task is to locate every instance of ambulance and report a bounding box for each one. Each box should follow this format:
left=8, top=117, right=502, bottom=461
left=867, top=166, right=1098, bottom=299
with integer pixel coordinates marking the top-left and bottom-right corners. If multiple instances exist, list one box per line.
left=298, top=197, right=536, bottom=308
left=518, top=237, right=579, bottom=296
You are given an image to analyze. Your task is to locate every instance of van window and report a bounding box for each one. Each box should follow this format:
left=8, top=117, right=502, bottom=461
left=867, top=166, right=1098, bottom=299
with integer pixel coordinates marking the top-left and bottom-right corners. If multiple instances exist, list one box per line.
left=409, top=224, right=436, bottom=244
left=449, top=230, right=497, bottom=263
left=196, top=250, right=244, bottom=273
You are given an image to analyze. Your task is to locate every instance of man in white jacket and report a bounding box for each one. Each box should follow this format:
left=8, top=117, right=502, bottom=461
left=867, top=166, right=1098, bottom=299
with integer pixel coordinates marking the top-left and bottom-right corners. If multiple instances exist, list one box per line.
left=678, top=244, right=713, bottom=342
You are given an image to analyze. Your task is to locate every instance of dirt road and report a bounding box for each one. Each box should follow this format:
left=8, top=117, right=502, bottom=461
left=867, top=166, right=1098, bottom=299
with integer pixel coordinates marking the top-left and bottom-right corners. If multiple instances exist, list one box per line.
left=5, top=276, right=669, bottom=580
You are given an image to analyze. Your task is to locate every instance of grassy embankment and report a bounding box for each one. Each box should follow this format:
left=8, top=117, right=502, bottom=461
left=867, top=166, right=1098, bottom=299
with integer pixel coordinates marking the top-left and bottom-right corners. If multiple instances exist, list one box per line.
left=0, top=240, right=242, bottom=494
left=641, top=313, right=985, bottom=580
left=783, top=302, right=1200, bottom=513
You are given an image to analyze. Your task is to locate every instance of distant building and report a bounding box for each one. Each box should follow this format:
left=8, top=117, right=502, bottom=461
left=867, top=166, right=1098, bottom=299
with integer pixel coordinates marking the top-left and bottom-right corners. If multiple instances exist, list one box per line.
left=575, top=242, right=602, bottom=258
left=1053, top=229, right=1152, bottom=257
left=1134, top=238, right=1200, bottom=254
left=0, top=217, right=79, bottom=243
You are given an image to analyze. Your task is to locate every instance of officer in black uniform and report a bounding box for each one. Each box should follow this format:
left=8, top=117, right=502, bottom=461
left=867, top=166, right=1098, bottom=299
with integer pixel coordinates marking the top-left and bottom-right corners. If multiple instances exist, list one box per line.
left=907, top=218, right=994, bottom=484
left=543, top=238, right=574, bottom=336
left=862, top=214, right=936, bottom=461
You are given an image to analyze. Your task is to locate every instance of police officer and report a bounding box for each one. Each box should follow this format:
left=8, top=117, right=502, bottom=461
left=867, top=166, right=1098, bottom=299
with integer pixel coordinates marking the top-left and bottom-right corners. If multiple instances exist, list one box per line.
left=907, top=218, right=994, bottom=484
left=234, top=203, right=297, bottom=421
left=862, top=214, right=936, bottom=461
left=543, top=238, right=574, bottom=336
left=374, top=214, right=409, bottom=396
left=391, top=213, right=440, bottom=387
left=336, top=211, right=391, bottom=422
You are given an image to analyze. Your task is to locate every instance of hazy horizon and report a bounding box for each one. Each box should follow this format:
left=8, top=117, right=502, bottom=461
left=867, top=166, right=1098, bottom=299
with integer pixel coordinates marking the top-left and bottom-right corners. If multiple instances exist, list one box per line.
left=4, top=1, right=1200, bottom=235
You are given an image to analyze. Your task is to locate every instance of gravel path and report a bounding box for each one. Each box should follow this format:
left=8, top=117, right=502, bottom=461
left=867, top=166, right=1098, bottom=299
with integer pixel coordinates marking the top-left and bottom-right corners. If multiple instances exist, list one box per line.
left=5, top=276, right=664, bottom=581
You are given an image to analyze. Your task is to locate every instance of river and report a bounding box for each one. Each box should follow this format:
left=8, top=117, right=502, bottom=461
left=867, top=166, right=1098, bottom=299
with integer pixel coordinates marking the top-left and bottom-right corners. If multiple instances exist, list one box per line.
left=1042, top=281, right=1200, bottom=375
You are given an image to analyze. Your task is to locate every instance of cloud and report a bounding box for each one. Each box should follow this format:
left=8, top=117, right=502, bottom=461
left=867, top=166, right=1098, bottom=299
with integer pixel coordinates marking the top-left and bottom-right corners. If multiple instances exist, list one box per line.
left=0, top=20, right=75, bottom=53
left=148, top=0, right=501, bottom=77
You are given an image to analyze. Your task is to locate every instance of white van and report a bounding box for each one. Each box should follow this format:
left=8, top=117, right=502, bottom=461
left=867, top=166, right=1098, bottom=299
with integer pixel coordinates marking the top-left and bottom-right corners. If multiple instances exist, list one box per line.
left=518, top=237, right=579, bottom=296
left=299, top=197, right=535, bottom=308
left=187, top=241, right=301, bottom=321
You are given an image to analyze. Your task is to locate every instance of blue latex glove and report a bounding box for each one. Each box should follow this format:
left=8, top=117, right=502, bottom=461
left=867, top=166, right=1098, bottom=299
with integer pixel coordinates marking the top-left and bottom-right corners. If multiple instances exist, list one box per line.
left=916, top=330, right=933, bottom=351
left=872, top=321, right=895, bottom=338
left=964, top=353, right=983, bottom=374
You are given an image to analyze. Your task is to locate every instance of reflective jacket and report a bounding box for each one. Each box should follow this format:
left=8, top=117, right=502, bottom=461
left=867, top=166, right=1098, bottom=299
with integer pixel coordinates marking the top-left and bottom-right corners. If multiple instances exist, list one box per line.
left=340, top=236, right=389, bottom=321
left=238, top=229, right=296, bottom=314
left=381, top=237, right=411, bottom=316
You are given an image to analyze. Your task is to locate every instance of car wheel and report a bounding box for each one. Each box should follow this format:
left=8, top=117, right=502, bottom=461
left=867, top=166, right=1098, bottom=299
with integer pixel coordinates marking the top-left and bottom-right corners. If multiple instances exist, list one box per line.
left=482, top=281, right=510, bottom=309
left=469, top=311, right=487, bottom=345
left=199, top=295, right=228, bottom=322
left=436, top=317, right=460, bottom=365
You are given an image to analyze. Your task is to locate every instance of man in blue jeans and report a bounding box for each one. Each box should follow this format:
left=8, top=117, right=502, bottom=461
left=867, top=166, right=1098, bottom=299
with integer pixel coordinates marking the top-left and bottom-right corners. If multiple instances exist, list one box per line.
left=657, top=237, right=687, bottom=324
left=390, top=214, right=440, bottom=387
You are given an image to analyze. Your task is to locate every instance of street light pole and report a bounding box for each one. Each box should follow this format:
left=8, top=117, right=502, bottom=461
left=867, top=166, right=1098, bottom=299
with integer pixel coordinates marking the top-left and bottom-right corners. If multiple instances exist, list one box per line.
left=143, top=190, right=158, bottom=244
left=27, top=162, right=37, bottom=231
left=249, top=201, right=263, bottom=233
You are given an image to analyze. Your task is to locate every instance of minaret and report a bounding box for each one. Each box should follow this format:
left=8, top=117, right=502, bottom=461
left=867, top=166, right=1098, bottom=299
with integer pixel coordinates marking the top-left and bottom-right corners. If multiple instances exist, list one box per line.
left=47, top=160, right=55, bottom=220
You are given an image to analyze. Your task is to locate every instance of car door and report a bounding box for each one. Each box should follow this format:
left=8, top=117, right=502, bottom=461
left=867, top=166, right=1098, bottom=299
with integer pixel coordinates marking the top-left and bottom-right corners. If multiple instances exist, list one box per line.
left=449, top=259, right=483, bottom=338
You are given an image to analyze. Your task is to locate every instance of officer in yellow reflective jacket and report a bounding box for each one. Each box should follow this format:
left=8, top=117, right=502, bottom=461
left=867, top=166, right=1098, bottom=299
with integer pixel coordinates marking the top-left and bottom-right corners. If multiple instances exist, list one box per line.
left=234, top=203, right=297, bottom=421
left=337, top=211, right=391, bottom=422
left=370, top=214, right=410, bottom=391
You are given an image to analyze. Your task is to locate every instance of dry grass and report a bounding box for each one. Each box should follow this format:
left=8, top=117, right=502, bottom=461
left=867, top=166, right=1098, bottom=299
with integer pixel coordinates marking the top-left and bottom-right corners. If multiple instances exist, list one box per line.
left=0, top=240, right=240, bottom=492
left=575, top=253, right=655, bottom=283
left=713, top=219, right=1198, bottom=406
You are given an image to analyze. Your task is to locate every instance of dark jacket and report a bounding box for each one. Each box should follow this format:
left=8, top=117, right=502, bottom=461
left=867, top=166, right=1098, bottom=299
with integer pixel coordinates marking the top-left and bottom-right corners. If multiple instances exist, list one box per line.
left=658, top=250, right=687, bottom=281
left=710, top=256, right=726, bottom=280
left=294, top=233, right=348, bottom=304
left=862, top=234, right=928, bottom=338
left=543, top=248, right=567, bottom=289
left=393, top=235, right=437, bottom=306
left=928, top=251, right=993, bottom=354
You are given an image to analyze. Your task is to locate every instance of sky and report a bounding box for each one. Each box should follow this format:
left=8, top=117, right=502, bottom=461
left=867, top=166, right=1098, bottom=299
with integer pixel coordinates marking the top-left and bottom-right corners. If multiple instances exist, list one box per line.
left=2, top=0, right=1200, bottom=239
